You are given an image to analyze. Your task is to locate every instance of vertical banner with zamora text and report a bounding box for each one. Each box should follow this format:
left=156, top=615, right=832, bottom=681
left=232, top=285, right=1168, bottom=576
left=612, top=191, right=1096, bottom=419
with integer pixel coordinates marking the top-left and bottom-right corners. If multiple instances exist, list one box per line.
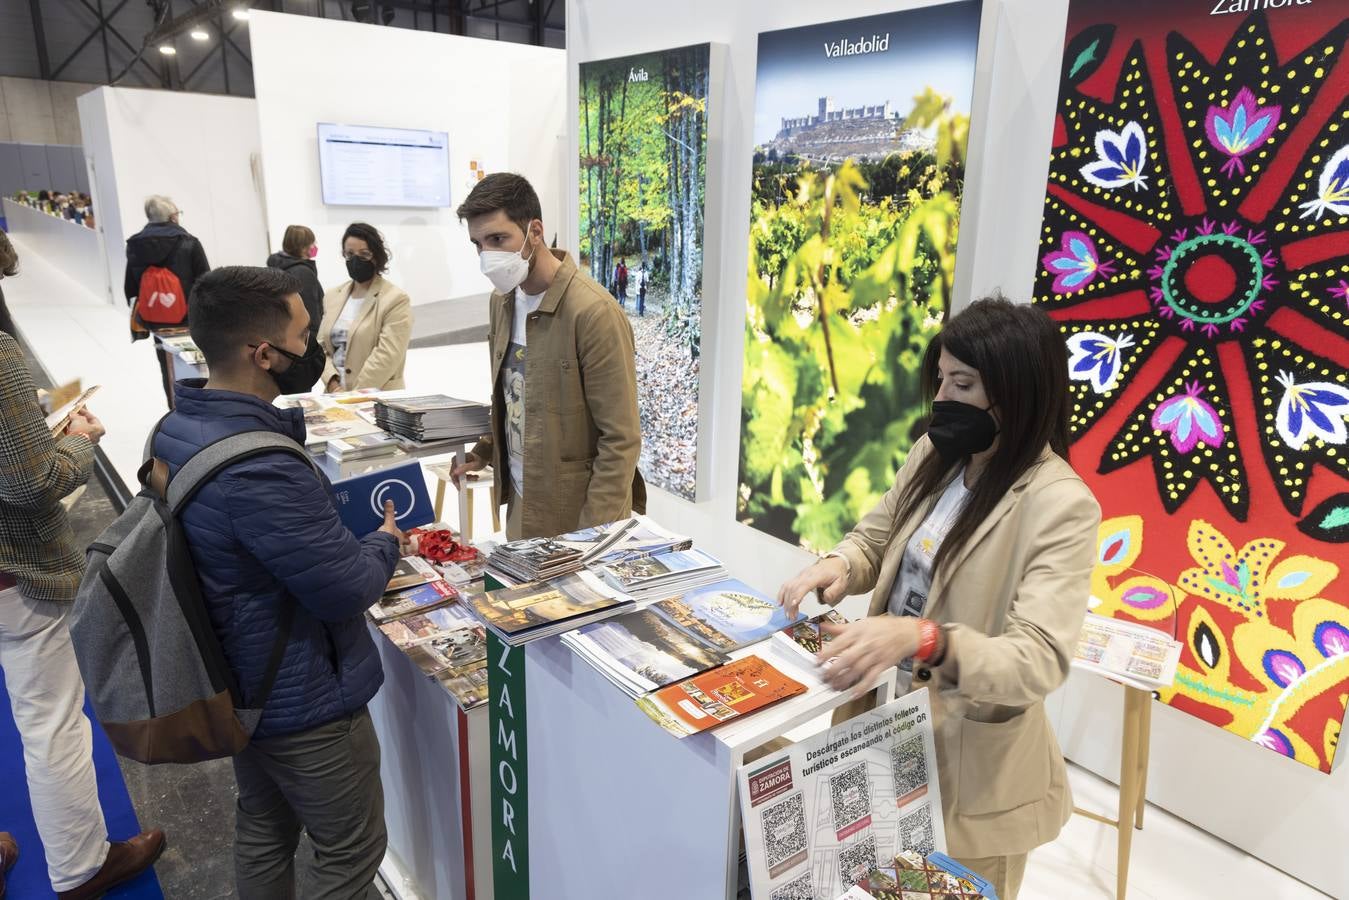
left=488, top=624, right=528, bottom=899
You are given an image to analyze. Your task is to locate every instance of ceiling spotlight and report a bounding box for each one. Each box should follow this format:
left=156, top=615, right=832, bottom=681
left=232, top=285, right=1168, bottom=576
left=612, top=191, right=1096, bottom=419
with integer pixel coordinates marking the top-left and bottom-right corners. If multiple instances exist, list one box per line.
left=190, top=29, right=209, bottom=40
left=232, top=7, right=250, bottom=20
left=158, top=44, right=177, bottom=55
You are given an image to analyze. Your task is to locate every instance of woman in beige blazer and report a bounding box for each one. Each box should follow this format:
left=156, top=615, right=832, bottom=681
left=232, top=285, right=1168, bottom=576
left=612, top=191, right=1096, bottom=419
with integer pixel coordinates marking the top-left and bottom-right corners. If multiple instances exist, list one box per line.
left=780, top=297, right=1101, bottom=900
left=319, top=223, right=413, bottom=391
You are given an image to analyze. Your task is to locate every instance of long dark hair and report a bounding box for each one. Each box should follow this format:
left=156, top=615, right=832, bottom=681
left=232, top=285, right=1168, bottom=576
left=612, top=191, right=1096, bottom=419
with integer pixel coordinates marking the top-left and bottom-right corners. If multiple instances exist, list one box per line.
left=890, top=296, right=1071, bottom=576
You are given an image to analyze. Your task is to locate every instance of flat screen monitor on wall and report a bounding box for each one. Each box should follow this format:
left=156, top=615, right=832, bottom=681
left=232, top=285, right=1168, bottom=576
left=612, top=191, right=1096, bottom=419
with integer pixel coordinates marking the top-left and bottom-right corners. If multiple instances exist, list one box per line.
left=317, top=123, right=451, bottom=208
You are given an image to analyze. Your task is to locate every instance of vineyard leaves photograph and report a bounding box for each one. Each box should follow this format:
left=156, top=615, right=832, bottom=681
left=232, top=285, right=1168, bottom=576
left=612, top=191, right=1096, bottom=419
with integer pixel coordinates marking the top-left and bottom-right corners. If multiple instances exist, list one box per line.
left=740, top=3, right=982, bottom=551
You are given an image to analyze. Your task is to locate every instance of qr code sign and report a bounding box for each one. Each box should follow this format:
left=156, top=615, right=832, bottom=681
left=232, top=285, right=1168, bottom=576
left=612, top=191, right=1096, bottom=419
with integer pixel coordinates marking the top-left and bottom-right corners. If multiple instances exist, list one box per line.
left=890, top=735, right=928, bottom=804
left=769, top=870, right=815, bottom=900
left=828, top=761, right=872, bottom=833
left=836, top=833, right=878, bottom=885
left=761, top=791, right=808, bottom=877
left=899, top=804, right=936, bottom=857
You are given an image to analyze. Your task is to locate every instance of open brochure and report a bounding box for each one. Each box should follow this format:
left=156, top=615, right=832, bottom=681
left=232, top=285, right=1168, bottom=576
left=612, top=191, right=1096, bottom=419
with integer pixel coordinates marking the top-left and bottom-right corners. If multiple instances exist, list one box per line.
left=773, top=609, right=848, bottom=665
left=635, top=654, right=806, bottom=738
left=738, top=690, right=946, bottom=899
left=553, top=514, right=693, bottom=566
left=1073, top=612, right=1181, bottom=690
left=45, top=385, right=100, bottom=436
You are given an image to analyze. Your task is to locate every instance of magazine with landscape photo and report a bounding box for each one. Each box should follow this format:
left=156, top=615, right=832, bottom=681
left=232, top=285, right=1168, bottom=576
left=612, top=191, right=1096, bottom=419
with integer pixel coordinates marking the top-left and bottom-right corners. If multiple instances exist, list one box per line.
left=651, top=579, right=806, bottom=652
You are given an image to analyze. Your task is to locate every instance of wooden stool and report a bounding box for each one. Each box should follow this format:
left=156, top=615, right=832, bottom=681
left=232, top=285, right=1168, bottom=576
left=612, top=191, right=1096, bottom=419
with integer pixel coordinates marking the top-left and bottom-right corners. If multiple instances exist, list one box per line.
left=1072, top=684, right=1153, bottom=899
left=429, top=463, right=500, bottom=541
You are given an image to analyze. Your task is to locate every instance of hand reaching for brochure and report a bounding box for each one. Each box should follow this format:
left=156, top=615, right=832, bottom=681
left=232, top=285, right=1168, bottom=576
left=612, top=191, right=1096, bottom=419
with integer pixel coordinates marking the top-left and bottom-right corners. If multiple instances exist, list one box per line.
left=818, top=616, right=920, bottom=698
left=377, top=499, right=415, bottom=556
left=777, top=555, right=849, bottom=619
left=449, top=452, right=487, bottom=487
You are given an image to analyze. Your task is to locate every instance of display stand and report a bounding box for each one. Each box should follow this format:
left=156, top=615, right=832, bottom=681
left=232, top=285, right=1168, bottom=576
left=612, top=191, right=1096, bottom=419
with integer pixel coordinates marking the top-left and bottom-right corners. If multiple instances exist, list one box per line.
left=1072, top=683, right=1153, bottom=900
left=367, top=624, right=494, bottom=900
left=506, top=635, right=896, bottom=899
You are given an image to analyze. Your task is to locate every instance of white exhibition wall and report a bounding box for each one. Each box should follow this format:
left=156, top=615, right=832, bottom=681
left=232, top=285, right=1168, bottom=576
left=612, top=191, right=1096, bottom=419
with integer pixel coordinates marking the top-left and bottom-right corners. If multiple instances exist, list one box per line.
left=76, top=86, right=268, bottom=305
left=248, top=11, right=567, bottom=307
left=566, top=0, right=1347, bottom=897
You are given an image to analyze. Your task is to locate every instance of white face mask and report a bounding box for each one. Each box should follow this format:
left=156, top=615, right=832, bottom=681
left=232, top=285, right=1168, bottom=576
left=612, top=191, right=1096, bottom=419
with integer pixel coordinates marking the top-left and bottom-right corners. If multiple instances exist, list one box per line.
left=479, top=225, right=537, bottom=294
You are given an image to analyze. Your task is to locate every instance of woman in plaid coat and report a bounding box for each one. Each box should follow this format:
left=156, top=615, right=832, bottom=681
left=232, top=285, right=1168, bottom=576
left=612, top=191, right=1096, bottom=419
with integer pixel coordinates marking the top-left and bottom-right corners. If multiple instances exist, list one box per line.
left=0, top=231, right=164, bottom=899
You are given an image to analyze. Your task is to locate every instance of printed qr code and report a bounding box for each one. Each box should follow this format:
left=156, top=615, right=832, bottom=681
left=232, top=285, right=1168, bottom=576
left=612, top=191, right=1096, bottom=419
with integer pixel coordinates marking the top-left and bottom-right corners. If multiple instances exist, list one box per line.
left=899, top=804, right=936, bottom=857
left=769, top=870, right=815, bottom=900
left=761, top=792, right=808, bottom=873
left=828, top=760, right=872, bottom=831
left=890, top=735, right=928, bottom=801
left=836, top=833, right=878, bottom=885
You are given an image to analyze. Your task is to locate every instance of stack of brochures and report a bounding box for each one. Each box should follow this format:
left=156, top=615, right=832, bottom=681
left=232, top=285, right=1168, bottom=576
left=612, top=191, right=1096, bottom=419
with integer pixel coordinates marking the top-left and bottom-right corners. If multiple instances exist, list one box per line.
left=465, top=569, right=633, bottom=646
left=552, top=515, right=693, bottom=566
left=594, top=547, right=726, bottom=602
left=560, top=578, right=806, bottom=697
left=487, top=537, right=584, bottom=582
left=367, top=558, right=456, bottom=624
left=377, top=602, right=488, bottom=710
left=324, top=433, right=407, bottom=478
left=374, top=395, right=490, bottom=443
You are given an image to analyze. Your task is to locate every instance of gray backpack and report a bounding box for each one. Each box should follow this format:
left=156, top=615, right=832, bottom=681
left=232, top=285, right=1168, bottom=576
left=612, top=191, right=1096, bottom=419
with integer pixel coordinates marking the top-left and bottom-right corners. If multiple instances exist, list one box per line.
left=69, top=429, right=319, bottom=765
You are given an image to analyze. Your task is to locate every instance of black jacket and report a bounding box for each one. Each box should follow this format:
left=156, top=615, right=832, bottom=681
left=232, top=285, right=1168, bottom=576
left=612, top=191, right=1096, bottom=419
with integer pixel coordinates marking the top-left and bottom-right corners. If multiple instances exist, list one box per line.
left=124, top=222, right=210, bottom=319
left=265, top=252, right=328, bottom=394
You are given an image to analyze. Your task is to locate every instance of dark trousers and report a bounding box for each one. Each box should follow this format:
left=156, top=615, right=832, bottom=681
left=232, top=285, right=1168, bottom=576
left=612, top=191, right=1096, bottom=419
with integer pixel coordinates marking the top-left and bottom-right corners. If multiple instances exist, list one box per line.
left=232, top=708, right=387, bottom=900
left=154, top=345, right=176, bottom=409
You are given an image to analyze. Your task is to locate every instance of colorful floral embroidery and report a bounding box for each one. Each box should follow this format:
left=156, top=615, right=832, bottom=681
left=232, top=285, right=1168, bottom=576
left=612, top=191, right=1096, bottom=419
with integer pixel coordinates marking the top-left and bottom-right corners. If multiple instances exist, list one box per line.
left=1036, top=6, right=1349, bottom=770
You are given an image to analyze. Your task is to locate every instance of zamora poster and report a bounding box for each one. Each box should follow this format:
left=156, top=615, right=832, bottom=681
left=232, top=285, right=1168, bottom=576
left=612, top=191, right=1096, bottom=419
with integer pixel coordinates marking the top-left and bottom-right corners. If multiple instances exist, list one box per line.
left=739, top=2, right=981, bottom=552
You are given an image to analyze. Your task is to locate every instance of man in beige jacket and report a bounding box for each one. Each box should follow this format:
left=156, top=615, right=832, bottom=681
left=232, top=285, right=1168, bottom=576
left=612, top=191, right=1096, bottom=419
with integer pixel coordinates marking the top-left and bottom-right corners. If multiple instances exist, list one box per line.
left=452, top=174, right=642, bottom=539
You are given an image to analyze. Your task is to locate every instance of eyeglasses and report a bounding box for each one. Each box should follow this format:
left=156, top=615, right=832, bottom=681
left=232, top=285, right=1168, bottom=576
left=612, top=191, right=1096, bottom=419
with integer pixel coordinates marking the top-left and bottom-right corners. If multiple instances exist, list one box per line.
left=343, top=249, right=374, bottom=261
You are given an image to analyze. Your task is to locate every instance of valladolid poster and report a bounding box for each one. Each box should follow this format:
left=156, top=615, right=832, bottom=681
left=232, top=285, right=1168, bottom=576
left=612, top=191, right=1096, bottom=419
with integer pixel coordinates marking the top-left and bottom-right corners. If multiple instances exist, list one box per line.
left=579, top=44, right=710, bottom=501
left=1033, top=0, right=1349, bottom=771
left=739, top=2, right=981, bottom=552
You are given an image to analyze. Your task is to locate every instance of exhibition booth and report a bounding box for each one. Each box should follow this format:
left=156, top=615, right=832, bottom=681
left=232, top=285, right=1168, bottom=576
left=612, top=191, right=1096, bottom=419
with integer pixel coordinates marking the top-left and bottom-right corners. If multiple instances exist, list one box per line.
left=1, top=0, right=1346, bottom=898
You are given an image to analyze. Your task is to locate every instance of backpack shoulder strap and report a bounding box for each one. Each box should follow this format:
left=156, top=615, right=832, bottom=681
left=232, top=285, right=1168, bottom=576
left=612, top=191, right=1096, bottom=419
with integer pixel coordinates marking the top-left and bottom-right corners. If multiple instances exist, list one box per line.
left=167, top=431, right=319, bottom=515
left=142, top=412, right=174, bottom=466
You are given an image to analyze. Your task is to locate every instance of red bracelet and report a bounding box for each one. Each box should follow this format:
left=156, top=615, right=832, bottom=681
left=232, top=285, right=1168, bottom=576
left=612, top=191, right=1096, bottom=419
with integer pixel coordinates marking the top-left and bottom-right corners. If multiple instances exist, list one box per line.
left=915, top=618, right=941, bottom=663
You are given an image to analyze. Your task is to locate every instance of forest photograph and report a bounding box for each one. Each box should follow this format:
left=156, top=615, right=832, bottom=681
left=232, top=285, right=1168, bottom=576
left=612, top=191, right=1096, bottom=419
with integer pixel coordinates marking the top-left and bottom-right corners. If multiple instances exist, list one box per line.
left=740, top=2, right=982, bottom=551
left=579, top=43, right=710, bottom=501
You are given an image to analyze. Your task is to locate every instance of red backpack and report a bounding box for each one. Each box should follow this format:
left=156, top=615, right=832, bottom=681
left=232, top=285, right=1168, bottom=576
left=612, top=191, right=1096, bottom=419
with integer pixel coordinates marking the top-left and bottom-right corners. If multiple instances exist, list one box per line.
left=135, top=265, right=188, bottom=327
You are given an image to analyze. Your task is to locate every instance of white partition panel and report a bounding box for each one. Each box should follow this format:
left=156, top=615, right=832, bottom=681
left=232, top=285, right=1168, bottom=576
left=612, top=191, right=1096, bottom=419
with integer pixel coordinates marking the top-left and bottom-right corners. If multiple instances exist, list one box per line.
left=76, top=86, right=267, bottom=304
left=248, top=11, right=566, bottom=308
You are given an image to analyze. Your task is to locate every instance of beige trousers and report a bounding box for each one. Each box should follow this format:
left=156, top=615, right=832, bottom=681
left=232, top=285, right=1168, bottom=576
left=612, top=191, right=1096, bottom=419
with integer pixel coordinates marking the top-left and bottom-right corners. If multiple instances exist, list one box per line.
left=952, top=852, right=1028, bottom=900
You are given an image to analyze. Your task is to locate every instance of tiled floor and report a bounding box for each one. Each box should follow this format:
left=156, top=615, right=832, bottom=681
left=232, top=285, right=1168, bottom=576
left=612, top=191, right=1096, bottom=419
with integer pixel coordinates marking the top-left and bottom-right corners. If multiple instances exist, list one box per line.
left=2, top=232, right=1331, bottom=899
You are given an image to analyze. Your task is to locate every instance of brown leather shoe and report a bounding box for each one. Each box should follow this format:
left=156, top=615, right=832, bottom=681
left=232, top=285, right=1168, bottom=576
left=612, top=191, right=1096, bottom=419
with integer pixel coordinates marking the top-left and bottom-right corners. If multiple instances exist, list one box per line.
left=56, top=830, right=165, bottom=900
left=0, top=832, right=18, bottom=900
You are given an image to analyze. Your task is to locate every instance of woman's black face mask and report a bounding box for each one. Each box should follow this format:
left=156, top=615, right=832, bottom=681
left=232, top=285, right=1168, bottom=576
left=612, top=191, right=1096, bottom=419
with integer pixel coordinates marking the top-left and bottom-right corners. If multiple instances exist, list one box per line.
left=927, top=400, right=998, bottom=463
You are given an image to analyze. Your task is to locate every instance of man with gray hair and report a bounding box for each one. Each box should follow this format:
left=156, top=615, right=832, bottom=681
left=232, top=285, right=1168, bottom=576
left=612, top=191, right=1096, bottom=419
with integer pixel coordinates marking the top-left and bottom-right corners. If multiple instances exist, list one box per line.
left=124, top=194, right=210, bottom=408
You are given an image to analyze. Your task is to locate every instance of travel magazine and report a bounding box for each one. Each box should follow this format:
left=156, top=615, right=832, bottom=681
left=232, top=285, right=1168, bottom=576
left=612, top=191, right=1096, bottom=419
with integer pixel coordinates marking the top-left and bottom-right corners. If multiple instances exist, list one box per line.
left=560, top=609, right=730, bottom=698
left=465, top=569, right=632, bottom=645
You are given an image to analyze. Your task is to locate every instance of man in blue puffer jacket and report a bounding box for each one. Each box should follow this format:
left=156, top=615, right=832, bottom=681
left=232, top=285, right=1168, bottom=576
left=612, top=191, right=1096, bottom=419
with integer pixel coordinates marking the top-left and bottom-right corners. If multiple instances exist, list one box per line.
left=153, top=266, right=405, bottom=900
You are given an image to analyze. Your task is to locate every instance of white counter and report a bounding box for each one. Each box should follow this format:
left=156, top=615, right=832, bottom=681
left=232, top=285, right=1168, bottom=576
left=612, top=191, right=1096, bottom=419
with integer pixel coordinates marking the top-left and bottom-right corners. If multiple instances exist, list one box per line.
left=2, top=198, right=111, bottom=306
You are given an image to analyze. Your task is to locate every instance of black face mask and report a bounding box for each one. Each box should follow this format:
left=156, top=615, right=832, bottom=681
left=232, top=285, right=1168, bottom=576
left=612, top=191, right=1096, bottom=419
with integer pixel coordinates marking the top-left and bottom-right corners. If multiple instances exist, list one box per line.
left=927, top=400, right=998, bottom=463
left=250, top=341, right=310, bottom=390
left=346, top=256, right=376, bottom=283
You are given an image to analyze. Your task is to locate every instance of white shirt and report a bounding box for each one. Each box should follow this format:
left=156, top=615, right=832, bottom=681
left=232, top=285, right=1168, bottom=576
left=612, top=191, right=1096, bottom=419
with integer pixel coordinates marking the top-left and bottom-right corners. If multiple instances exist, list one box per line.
left=888, top=469, right=971, bottom=618
left=504, top=288, right=546, bottom=496
left=331, top=292, right=368, bottom=389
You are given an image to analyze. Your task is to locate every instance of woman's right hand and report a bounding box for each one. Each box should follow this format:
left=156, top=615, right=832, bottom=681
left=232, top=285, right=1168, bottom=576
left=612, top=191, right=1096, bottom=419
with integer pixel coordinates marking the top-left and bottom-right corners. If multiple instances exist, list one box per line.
left=66, top=408, right=105, bottom=445
left=777, top=555, right=850, bottom=619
